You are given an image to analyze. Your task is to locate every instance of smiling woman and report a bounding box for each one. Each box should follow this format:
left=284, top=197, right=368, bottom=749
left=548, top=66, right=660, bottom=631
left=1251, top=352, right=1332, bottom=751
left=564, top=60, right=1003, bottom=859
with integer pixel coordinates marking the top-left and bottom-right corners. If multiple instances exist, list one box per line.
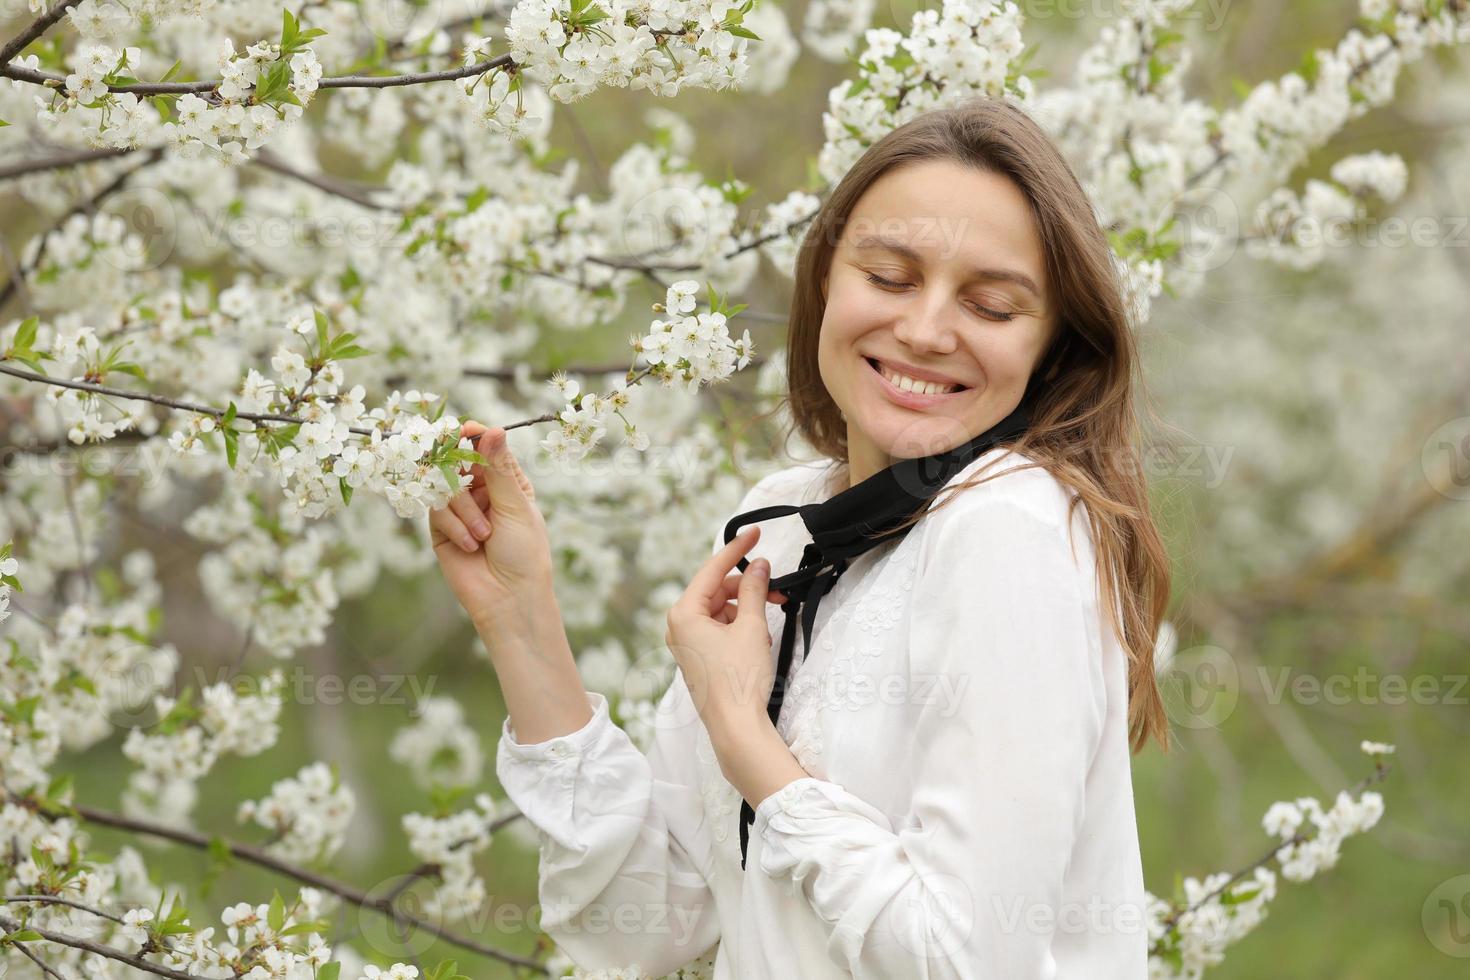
left=817, top=157, right=1059, bottom=477
left=492, top=94, right=1174, bottom=980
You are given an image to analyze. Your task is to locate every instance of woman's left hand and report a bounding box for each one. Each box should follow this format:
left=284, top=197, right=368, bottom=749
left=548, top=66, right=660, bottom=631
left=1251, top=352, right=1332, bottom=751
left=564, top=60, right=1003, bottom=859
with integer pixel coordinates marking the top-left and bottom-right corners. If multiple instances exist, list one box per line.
left=665, top=525, right=788, bottom=734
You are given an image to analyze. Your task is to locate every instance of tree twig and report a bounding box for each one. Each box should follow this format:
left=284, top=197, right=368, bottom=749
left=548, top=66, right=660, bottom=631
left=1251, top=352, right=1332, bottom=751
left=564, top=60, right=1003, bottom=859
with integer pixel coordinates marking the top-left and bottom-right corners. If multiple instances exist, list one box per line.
left=0, top=362, right=556, bottom=438
left=0, top=0, right=84, bottom=65
left=8, top=795, right=547, bottom=972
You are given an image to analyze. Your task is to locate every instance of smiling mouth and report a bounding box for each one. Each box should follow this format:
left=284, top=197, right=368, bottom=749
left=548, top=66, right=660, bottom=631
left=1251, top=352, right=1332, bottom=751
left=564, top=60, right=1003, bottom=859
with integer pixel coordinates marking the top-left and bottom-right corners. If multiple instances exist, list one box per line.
left=865, top=357, right=971, bottom=394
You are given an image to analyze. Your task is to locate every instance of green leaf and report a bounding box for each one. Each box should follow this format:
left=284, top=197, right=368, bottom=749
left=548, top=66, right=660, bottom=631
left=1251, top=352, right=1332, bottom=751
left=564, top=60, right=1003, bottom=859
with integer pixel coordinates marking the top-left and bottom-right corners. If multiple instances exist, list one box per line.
left=223, top=426, right=239, bottom=469
left=159, top=59, right=183, bottom=83
left=207, top=835, right=234, bottom=866
left=1221, top=885, right=1261, bottom=905
left=45, top=773, right=74, bottom=806
left=109, top=361, right=148, bottom=381
left=338, top=476, right=353, bottom=505
left=726, top=25, right=760, bottom=40
left=318, top=963, right=342, bottom=980
left=11, top=352, right=49, bottom=375
left=200, top=834, right=233, bottom=899
left=4, top=929, right=44, bottom=943
left=328, top=343, right=370, bottom=360
left=314, top=308, right=330, bottom=353
left=267, top=890, right=286, bottom=933
left=14, top=315, right=38, bottom=350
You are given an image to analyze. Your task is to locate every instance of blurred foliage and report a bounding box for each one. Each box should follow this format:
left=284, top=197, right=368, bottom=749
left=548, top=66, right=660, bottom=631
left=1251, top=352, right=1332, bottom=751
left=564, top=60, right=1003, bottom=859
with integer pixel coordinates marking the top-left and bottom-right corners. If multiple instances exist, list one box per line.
left=48, top=1, right=1470, bottom=977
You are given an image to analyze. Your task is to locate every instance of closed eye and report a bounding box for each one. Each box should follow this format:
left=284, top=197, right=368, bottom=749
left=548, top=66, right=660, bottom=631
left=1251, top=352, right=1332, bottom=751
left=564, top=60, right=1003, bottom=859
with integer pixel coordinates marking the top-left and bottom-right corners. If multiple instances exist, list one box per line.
left=864, top=271, right=910, bottom=290
left=862, top=272, right=1016, bottom=322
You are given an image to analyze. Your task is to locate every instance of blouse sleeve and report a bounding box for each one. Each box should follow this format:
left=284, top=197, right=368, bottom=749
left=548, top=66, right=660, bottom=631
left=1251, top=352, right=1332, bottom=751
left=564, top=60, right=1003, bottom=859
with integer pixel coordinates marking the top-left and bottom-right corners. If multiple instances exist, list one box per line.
left=750, top=496, right=1108, bottom=978
left=495, top=682, right=720, bottom=976
left=493, top=476, right=783, bottom=975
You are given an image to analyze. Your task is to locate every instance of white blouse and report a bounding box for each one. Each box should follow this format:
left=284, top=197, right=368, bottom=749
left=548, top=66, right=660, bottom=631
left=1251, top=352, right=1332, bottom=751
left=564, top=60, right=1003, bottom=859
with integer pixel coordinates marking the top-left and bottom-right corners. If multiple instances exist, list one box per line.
left=496, top=447, right=1149, bottom=979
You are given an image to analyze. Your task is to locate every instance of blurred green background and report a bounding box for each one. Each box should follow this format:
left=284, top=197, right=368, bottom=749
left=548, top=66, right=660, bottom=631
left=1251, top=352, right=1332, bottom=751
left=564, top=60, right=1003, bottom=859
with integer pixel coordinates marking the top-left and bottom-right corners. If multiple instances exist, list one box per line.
left=44, top=1, right=1470, bottom=978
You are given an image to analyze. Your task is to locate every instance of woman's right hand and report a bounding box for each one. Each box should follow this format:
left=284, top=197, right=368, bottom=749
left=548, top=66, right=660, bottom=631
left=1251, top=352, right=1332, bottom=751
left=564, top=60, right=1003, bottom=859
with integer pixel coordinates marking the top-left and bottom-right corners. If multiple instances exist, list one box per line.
left=429, top=421, right=555, bottom=630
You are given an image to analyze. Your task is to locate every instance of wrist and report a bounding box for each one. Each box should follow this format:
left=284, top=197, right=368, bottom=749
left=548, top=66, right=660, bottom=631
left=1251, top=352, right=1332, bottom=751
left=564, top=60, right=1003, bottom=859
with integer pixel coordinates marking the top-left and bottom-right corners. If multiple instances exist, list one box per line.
left=706, top=700, right=772, bottom=756
left=472, top=579, right=560, bottom=648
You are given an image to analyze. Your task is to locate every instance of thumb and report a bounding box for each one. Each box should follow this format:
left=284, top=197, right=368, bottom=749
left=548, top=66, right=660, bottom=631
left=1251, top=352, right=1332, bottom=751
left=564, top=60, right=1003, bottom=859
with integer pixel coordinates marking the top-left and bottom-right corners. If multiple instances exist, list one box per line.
left=478, top=426, right=534, bottom=513
left=738, top=558, right=771, bottom=620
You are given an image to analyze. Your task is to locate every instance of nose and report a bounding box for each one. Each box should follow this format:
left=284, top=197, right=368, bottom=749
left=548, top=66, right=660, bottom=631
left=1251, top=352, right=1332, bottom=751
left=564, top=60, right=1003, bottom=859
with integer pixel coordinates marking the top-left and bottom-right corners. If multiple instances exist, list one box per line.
left=891, top=290, right=962, bottom=355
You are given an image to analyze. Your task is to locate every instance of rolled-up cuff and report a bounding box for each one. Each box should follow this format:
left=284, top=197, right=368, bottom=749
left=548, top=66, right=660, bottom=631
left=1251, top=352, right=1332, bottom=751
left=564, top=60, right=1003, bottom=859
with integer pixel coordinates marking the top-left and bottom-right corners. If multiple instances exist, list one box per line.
left=495, top=691, right=621, bottom=855
left=499, top=690, right=612, bottom=761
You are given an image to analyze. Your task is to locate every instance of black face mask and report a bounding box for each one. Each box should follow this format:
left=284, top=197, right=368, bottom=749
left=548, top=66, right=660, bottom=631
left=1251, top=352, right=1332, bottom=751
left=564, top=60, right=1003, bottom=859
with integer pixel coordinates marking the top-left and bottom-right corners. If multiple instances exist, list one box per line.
left=721, top=396, right=1034, bottom=869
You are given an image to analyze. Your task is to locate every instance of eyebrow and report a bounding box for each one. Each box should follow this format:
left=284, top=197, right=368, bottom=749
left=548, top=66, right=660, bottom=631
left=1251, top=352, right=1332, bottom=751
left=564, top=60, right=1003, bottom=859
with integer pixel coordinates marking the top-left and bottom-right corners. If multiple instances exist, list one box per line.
left=851, top=234, right=1043, bottom=300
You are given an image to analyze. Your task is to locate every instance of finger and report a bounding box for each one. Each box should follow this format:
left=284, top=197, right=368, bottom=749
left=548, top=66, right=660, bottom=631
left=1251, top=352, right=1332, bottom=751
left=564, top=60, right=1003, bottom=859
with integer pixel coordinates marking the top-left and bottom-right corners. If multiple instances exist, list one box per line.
left=460, top=420, right=490, bottom=483
left=709, top=571, right=743, bottom=616
left=449, top=492, right=490, bottom=540
left=461, top=417, right=490, bottom=467
left=479, top=426, right=534, bottom=514
left=736, top=557, right=772, bottom=622
left=686, top=526, right=760, bottom=605
left=429, top=505, right=480, bottom=553
left=500, top=431, right=537, bottom=501
left=716, top=556, right=786, bottom=608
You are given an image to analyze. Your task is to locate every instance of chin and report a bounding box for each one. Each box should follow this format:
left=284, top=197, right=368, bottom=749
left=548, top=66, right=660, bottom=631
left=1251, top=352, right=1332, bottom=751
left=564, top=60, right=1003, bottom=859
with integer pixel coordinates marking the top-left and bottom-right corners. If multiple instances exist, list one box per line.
left=865, top=416, right=974, bottom=460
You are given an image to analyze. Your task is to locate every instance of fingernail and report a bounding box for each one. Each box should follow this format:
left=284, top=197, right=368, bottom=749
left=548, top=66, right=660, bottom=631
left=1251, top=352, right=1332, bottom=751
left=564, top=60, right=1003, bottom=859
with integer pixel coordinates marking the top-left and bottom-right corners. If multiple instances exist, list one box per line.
left=753, top=559, right=769, bottom=578
left=472, top=521, right=490, bottom=538
left=460, top=535, right=477, bottom=551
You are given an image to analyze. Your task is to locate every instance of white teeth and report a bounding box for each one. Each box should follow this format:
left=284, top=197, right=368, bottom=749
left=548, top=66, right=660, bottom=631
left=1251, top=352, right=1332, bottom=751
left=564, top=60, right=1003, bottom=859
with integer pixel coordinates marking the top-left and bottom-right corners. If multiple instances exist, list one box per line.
left=875, top=360, right=960, bottom=395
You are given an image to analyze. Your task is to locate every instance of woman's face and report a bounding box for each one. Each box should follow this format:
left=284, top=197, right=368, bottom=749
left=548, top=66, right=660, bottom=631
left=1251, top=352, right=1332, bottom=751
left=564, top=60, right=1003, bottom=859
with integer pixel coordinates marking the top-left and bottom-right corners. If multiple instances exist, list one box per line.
left=817, top=158, right=1059, bottom=484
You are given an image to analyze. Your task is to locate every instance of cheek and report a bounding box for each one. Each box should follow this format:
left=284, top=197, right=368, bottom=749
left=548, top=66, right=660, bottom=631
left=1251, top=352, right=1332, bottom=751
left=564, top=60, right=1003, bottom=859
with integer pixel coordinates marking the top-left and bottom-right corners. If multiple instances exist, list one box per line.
left=974, top=330, right=1050, bottom=380
left=822, top=280, right=885, bottom=341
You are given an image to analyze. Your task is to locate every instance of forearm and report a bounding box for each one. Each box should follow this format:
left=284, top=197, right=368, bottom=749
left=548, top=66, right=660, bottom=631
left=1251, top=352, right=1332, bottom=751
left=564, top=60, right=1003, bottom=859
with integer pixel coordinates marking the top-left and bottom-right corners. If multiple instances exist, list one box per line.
left=708, top=706, right=809, bottom=811
left=475, top=584, right=593, bottom=745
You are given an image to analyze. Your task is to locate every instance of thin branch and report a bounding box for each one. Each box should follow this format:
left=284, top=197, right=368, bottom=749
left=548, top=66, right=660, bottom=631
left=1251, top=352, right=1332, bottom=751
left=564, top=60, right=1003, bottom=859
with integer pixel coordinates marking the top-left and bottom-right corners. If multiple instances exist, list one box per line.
left=0, top=361, right=556, bottom=438
left=0, top=147, right=166, bottom=313
left=2, top=894, right=123, bottom=925
left=0, top=146, right=133, bottom=182
left=0, top=53, right=517, bottom=96
left=0, top=0, right=84, bottom=65
left=10, top=937, right=72, bottom=980
left=0, top=913, right=208, bottom=980
left=251, top=151, right=391, bottom=210
left=382, top=5, right=509, bottom=62
left=0, top=225, right=34, bottom=315
left=9, top=796, right=547, bottom=972
left=1149, top=762, right=1393, bottom=947
left=459, top=350, right=773, bottom=383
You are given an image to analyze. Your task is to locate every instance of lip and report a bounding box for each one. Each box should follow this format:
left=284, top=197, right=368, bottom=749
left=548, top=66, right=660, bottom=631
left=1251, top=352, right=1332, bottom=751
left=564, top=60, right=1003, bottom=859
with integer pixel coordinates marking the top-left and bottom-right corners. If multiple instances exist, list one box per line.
left=865, top=356, right=971, bottom=409
left=867, top=355, right=968, bottom=387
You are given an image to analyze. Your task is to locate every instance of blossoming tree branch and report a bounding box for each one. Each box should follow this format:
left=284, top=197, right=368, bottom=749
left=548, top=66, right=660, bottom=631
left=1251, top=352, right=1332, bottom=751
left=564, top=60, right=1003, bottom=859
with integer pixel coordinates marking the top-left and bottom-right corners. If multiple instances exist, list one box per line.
left=1, top=0, right=1463, bottom=976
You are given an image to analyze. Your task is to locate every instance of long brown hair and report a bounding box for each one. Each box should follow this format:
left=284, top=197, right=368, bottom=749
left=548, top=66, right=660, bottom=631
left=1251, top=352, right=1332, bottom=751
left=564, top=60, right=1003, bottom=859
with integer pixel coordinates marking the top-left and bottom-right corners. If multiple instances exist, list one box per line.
left=781, top=95, right=1172, bottom=755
